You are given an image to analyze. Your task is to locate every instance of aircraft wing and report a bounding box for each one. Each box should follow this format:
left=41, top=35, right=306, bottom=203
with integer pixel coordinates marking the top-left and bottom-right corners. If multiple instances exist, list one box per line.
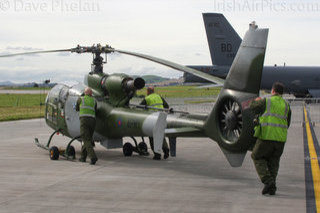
left=308, top=89, right=320, bottom=98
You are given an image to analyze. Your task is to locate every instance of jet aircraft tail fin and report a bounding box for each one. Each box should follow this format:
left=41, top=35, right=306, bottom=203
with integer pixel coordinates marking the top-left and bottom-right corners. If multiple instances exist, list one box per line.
left=203, top=13, right=242, bottom=66
left=204, top=22, right=269, bottom=167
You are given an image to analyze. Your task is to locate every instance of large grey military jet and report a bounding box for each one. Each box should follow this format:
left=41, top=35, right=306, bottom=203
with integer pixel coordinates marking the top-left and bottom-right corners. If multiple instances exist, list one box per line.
left=184, top=13, right=320, bottom=98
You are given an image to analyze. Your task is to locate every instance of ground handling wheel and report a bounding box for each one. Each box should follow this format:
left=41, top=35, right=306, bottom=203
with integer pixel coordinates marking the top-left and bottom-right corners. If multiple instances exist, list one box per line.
left=67, top=145, right=76, bottom=159
left=49, top=146, right=59, bottom=160
left=123, top=142, right=133, bottom=156
left=138, top=142, right=149, bottom=155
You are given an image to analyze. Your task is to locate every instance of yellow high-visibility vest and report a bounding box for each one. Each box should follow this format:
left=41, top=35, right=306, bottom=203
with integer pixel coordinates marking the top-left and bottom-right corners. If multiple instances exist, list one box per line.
left=79, top=95, right=96, bottom=118
left=145, top=93, right=164, bottom=110
left=254, top=95, right=289, bottom=142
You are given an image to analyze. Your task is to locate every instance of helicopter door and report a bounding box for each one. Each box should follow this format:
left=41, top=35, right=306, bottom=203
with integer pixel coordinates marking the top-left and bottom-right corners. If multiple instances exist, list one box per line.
left=64, top=84, right=85, bottom=138
left=46, top=84, right=65, bottom=126
left=46, top=102, right=57, bottom=125
left=56, top=86, right=69, bottom=130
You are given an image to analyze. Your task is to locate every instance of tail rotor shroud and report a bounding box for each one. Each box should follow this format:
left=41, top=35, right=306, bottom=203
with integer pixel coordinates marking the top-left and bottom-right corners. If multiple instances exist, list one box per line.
left=219, top=98, right=243, bottom=143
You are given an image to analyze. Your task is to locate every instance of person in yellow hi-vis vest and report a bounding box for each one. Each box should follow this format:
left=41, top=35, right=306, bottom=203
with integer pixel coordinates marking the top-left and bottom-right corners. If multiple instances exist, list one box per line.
left=250, top=82, right=291, bottom=195
left=140, top=87, right=170, bottom=160
left=76, top=87, right=98, bottom=165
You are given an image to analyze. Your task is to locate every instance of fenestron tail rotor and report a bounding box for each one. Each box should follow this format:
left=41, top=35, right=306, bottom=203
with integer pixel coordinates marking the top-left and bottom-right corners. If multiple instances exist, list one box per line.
left=219, top=98, right=242, bottom=143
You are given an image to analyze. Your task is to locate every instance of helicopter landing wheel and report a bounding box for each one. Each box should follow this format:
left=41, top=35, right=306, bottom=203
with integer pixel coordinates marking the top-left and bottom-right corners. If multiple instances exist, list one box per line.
left=123, top=142, right=133, bottom=156
left=138, top=142, right=148, bottom=155
left=67, top=145, right=76, bottom=159
left=49, top=146, right=59, bottom=160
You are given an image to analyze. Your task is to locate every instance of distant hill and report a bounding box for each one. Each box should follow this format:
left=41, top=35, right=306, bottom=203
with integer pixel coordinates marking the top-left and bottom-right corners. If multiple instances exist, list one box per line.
left=0, top=81, right=56, bottom=88
left=0, top=81, right=15, bottom=86
left=133, top=75, right=170, bottom=84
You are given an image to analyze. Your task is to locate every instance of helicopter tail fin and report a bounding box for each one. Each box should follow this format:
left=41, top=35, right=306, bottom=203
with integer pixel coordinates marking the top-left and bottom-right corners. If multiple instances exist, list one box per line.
left=204, top=22, right=269, bottom=167
left=203, top=13, right=242, bottom=66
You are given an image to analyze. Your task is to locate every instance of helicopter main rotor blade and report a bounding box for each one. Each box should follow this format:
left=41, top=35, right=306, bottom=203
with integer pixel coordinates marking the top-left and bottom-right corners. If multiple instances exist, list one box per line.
left=109, top=48, right=225, bottom=85
left=0, top=49, right=73, bottom=58
left=0, top=44, right=225, bottom=84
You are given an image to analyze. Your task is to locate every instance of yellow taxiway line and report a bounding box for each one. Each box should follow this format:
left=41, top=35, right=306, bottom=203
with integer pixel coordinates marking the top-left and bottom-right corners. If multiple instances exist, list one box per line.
left=304, top=106, right=320, bottom=212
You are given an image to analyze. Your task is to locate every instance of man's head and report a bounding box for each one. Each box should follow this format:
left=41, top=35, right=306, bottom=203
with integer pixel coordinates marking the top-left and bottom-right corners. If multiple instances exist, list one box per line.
left=84, top=87, right=93, bottom=96
left=271, top=82, right=284, bottom=95
left=147, top=86, right=154, bottom=95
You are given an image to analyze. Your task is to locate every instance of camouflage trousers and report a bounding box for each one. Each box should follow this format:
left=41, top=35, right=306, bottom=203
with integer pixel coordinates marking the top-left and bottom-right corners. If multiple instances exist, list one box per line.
left=80, top=117, right=97, bottom=161
left=251, top=139, right=285, bottom=185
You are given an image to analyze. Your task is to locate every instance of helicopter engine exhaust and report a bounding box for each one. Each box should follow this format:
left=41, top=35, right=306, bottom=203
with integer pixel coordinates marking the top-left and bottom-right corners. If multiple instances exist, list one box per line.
left=125, top=77, right=145, bottom=90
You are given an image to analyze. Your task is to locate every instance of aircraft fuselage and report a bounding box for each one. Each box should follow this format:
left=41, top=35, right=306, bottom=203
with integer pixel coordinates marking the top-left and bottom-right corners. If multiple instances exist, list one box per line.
left=184, top=65, right=320, bottom=97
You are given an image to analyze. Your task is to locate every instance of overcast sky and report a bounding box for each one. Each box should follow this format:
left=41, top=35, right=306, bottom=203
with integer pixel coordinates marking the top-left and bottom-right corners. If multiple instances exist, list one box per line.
left=0, top=0, right=319, bottom=83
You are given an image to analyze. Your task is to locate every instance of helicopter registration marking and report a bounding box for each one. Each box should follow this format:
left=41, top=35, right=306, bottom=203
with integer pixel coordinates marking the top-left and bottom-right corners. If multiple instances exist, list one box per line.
left=127, top=119, right=139, bottom=129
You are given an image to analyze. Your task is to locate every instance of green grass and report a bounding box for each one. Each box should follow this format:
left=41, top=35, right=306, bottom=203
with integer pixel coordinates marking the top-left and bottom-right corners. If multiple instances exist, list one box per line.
left=0, top=86, right=50, bottom=91
left=137, top=85, right=221, bottom=98
left=0, top=85, right=220, bottom=121
left=184, top=99, right=216, bottom=104
left=0, top=94, right=46, bottom=121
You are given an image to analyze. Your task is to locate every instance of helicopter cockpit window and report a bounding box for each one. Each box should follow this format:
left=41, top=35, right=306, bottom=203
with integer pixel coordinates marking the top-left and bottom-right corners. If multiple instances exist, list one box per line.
left=46, top=84, right=69, bottom=124
left=46, top=103, right=57, bottom=124
left=69, top=83, right=85, bottom=97
left=48, top=85, right=65, bottom=103
left=59, top=86, right=69, bottom=103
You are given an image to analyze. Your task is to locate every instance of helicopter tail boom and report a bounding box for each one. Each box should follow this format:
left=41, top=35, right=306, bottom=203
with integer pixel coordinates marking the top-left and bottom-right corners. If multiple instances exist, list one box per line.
left=203, top=22, right=269, bottom=167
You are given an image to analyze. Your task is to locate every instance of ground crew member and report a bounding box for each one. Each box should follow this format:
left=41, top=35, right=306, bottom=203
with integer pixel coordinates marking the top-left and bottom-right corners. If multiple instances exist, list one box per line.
left=140, top=86, right=170, bottom=160
left=250, top=82, right=291, bottom=195
left=76, top=87, right=98, bottom=165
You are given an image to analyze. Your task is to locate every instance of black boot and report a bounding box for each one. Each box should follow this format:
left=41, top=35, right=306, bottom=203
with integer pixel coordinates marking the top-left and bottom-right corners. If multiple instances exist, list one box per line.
left=153, top=153, right=161, bottom=160
left=163, top=148, right=170, bottom=159
left=268, top=183, right=277, bottom=195
left=90, top=158, right=98, bottom=165
left=262, top=182, right=273, bottom=195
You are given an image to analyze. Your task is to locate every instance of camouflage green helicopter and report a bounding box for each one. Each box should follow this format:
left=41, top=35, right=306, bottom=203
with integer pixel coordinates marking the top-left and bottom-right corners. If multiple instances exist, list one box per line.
left=0, top=23, right=268, bottom=167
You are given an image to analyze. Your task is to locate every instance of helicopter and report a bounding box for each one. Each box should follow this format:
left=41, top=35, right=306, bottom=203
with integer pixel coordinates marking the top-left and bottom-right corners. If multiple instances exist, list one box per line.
left=0, top=22, right=268, bottom=167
